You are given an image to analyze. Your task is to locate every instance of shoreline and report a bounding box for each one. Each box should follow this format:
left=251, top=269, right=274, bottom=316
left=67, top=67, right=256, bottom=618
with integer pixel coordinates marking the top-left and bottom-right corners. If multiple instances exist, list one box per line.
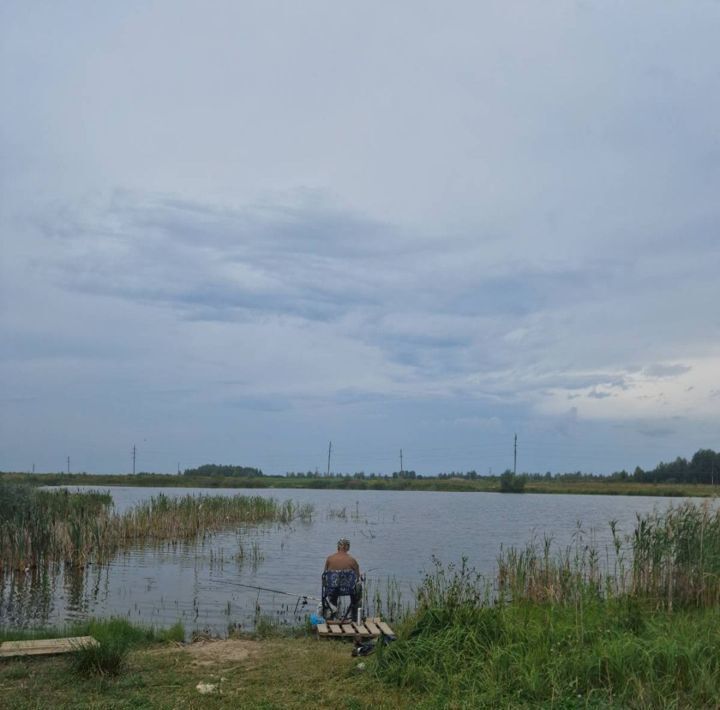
left=2, top=471, right=717, bottom=497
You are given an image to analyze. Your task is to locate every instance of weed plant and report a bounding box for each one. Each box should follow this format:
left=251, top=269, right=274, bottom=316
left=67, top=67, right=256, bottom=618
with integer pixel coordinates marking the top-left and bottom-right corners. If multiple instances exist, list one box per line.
left=70, top=636, right=130, bottom=677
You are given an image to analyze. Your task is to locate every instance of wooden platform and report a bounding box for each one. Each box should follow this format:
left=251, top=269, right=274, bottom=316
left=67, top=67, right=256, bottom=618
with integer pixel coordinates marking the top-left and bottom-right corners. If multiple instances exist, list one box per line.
left=0, top=636, right=99, bottom=658
left=316, top=617, right=395, bottom=639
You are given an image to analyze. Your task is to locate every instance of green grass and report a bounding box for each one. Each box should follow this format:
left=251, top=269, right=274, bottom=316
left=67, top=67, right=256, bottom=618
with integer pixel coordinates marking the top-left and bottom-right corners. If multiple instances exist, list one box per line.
left=0, top=617, right=185, bottom=645
left=373, top=599, right=720, bottom=708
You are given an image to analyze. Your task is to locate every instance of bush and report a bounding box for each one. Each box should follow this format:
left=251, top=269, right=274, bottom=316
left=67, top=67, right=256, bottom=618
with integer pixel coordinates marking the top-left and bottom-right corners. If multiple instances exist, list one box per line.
left=71, top=636, right=130, bottom=677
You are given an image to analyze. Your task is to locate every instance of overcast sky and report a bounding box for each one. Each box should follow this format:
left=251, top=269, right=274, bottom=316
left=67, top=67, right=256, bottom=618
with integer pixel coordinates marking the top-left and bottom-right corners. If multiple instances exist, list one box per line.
left=2, top=1, right=719, bottom=476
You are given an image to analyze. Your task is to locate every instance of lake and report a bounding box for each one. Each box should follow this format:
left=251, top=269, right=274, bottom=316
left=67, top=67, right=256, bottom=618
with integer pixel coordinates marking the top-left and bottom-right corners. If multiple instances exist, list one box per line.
left=0, top=487, right=690, bottom=635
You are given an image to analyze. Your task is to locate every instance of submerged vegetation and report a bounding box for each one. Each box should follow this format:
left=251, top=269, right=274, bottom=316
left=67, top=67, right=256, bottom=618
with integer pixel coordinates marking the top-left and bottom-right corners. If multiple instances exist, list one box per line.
left=0, top=482, right=312, bottom=571
left=371, top=501, right=720, bottom=707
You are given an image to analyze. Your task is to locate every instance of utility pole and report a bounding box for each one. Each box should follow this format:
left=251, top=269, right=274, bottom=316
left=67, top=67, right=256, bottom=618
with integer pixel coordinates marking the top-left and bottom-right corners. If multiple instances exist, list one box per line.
left=513, top=434, right=517, bottom=476
left=67, top=456, right=70, bottom=474
left=132, top=444, right=136, bottom=475
left=327, top=441, right=332, bottom=477
left=400, top=448, right=403, bottom=475
left=177, top=462, right=181, bottom=475
left=32, top=463, right=35, bottom=474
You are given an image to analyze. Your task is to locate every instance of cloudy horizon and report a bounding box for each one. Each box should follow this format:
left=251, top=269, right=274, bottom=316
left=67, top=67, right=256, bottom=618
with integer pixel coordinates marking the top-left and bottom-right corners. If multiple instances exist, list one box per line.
left=2, top=1, right=719, bottom=476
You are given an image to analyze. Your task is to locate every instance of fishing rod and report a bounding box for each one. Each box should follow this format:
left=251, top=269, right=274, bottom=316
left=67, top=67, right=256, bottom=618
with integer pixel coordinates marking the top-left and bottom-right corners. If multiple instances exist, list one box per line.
left=210, top=568, right=379, bottom=601
left=212, top=568, right=381, bottom=621
left=209, top=577, right=323, bottom=603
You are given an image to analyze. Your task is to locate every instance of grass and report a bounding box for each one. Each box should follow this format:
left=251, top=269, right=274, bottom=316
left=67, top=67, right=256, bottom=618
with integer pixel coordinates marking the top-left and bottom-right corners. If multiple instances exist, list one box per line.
left=1, top=619, right=186, bottom=682
left=0, top=618, right=185, bottom=645
left=0, top=483, right=313, bottom=571
left=373, top=599, right=720, bottom=708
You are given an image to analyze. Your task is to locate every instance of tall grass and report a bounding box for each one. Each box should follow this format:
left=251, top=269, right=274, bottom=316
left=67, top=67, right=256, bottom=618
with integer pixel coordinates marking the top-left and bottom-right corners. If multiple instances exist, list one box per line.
left=0, top=483, right=113, bottom=570
left=373, top=501, right=720, bottom=707
left=0, top=483, right=313, bottom=571
left=497, top=501, right=720, bottom=610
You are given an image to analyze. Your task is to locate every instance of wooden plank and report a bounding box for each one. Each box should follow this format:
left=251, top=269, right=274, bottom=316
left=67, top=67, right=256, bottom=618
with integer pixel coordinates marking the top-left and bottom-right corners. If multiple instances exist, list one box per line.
left=0, top=636, right=98, bottom=658
left=328, top=623, right=343, bottom=635
left=316, top=623, right=329, bottom=636
left=364, top=621, right=381, bottom=636
left=341, top=624, right=355, bottom=635
left=353, top=623, right=370, bottom=636
left=377, top=621, right=395, bottom=636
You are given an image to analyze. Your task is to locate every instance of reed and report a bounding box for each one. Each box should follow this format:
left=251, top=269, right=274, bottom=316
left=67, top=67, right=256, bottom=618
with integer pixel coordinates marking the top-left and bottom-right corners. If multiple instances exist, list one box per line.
left=363, top=575, right=411, bottom=622
left=496, top=501, right=720, bottom=610
left=629, top=500, right=720, bottom=608
left=0, top=484, right=313, bottom=571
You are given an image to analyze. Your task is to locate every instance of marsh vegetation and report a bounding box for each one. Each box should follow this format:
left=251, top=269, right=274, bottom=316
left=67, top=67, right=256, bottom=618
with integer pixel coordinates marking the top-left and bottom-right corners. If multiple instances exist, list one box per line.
left=0, top=482, right=312, bottom=571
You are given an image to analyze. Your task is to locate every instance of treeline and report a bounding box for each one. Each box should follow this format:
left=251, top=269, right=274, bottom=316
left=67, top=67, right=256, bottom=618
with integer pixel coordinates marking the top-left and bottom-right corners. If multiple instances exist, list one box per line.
left=432, top=448, right=720, bottom=486
left=182, top=464, right=263, bottom=478
left=610, top=448, right=720, bottom=485
left=285, top=470, right=418, bottom=479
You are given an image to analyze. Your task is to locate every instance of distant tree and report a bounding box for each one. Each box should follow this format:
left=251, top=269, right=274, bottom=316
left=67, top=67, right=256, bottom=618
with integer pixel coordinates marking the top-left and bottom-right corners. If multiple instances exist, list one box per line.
left=689, top=449, right=720, bottom=484
left=183, top=464, right=263, bottom=478
left=499, top=470, right=525, bottom=493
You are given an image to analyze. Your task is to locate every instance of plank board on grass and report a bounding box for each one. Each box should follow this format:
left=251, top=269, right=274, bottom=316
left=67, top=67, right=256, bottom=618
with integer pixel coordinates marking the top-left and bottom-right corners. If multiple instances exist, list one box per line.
left=328, top=623, right=343, bottom=634
left=364, top=621, right=381, bottom=636
left=377, top=621, right=395, bottom=636
left=316, top=623, right=329, bottom=635
left=0, top=636, right=98, bottom=658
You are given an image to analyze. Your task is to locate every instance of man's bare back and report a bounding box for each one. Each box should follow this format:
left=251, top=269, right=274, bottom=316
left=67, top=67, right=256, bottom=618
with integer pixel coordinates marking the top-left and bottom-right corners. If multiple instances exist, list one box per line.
left=324, top=549, right=360, bottom=574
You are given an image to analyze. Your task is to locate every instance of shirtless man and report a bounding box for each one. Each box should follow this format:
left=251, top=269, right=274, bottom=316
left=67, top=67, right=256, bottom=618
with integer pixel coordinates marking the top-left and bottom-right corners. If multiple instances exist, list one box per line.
left=323, top=538, right=361, bottom=620
left=324, top=537, right=360, bottom=575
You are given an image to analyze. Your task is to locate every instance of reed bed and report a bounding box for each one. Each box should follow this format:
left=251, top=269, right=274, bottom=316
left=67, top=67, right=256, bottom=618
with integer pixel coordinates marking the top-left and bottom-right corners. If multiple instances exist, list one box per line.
left=0, top=483, right=313, bottom=571
left=496, top=500, right=720, bottom=610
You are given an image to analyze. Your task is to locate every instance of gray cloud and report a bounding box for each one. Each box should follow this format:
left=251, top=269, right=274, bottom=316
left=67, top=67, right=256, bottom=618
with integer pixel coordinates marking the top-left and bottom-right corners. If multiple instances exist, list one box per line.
left=637, top=427, right=676, bottom=439
left=643, top=363, right=692, bottom=379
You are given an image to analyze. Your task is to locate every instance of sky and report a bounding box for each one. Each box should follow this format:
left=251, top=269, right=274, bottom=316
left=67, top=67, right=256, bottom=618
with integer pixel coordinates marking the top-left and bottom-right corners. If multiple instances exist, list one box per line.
left=2, top=1, right=720, bottom=476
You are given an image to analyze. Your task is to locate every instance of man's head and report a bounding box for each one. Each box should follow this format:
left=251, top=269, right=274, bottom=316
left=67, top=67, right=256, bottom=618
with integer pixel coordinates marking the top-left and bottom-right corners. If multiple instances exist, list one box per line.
left=337, top=537, right=350, bottom=552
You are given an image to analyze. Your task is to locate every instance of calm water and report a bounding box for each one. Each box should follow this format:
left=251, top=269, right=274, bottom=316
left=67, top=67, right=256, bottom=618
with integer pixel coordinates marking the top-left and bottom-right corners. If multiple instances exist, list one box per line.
left=0, top=487, right=691, bottom=635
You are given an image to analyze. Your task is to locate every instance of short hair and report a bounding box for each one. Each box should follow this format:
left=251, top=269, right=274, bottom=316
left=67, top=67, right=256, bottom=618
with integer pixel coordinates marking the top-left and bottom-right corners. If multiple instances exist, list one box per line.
left=337, top=537, right=350, bottom=550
